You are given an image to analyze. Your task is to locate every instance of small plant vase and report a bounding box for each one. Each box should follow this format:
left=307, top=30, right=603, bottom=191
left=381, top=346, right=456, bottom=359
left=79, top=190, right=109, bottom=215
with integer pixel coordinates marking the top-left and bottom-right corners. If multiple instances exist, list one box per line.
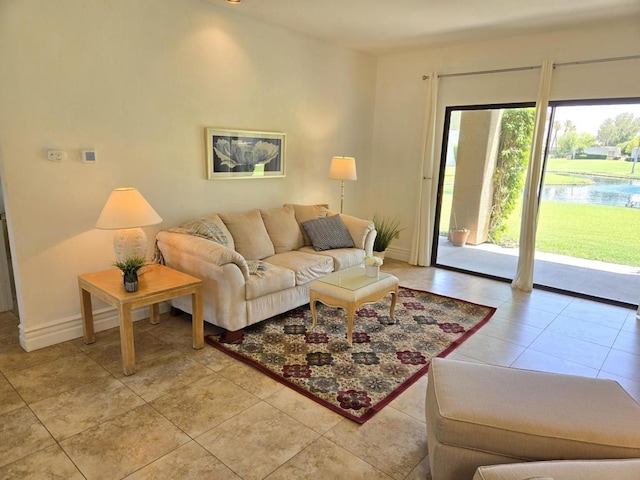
left=124, top=272, right=139, bottom=293
left=365, top=265, right=380, bottom=278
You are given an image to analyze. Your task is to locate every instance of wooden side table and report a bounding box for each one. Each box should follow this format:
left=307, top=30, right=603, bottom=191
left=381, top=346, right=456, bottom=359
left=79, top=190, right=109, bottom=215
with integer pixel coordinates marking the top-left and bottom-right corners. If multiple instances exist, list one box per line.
left=78, top=263, right=203, bottom=375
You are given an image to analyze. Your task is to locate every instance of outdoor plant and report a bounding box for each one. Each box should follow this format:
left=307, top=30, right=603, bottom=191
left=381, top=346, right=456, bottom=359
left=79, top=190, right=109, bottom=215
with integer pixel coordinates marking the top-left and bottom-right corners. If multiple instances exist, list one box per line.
left=372, top=213, right=403, bottom=252
left=489, top=108, right=535, bottom=243
left=113, top=256, right=146, bottom=282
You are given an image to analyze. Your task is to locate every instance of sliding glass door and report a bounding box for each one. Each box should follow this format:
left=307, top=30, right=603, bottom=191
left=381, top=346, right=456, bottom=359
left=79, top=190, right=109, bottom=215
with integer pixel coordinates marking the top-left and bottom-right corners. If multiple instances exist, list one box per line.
left=433, top=100, right=640, bottom=306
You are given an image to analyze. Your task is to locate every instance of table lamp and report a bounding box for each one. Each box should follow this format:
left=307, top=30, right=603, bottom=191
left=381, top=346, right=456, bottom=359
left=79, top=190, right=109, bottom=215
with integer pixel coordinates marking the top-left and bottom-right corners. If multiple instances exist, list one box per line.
left=95, top=187, right=162, bottom=262
left=329, top=156, right=357, bottom=213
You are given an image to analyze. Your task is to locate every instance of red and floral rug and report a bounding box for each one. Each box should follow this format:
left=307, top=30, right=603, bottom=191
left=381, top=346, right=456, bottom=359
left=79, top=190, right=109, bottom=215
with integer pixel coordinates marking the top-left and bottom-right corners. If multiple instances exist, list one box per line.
left=205, top=287, right=495, bottom=423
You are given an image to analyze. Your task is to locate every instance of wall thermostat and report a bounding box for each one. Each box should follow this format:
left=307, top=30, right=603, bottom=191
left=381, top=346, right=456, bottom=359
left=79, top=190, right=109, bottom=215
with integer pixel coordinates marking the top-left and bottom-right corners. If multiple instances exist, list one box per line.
left=81, top=149, right=97, bottom=163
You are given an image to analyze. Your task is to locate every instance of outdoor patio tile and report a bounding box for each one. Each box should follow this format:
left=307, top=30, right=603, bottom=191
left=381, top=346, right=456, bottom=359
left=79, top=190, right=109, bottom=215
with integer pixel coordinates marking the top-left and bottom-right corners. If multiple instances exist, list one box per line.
left=511, top=349, right=599, bottom=378
left=528, top=330, right=610, bottom=369
left=267, top=436, right=393, bottom=480
left=325, top=405, right=427, bottom=480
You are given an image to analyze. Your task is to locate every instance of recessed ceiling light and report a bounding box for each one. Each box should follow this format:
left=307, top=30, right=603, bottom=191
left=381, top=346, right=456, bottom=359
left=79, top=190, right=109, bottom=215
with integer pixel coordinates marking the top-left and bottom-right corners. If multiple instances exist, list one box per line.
left=226, top=0, right=241, bottom=3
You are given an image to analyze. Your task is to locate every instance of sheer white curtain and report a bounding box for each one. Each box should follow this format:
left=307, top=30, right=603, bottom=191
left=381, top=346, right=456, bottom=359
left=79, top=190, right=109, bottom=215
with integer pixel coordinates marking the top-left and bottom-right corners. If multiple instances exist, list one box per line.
left=512, top=60, right=554, bottom=291
left=409, top=73, right=439, bottom=266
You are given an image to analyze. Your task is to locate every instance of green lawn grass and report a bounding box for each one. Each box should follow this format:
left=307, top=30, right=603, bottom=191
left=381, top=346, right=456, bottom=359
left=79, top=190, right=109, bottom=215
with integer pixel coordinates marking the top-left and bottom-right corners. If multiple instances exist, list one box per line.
left=546, top=158, right=640, bottom=178
left=439, top=159, right=640, bottom=267
left=502, top=201, right=640, bottom=266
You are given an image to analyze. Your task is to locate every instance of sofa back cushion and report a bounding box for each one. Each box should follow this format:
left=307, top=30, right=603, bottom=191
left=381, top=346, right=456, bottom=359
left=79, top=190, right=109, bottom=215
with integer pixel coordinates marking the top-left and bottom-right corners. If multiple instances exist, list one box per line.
left=260, top=205, right=304, bottom=253
left=285, top=203, right=329, bottom=246
left=219, top=209, right=275, bottom=260
left=301, top=214, right=355, bottom=251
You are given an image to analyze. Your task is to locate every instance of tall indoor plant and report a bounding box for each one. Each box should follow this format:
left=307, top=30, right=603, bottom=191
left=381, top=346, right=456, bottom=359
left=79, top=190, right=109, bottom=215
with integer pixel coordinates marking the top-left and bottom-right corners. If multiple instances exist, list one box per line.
left=372, top=213, right=403, bottom=257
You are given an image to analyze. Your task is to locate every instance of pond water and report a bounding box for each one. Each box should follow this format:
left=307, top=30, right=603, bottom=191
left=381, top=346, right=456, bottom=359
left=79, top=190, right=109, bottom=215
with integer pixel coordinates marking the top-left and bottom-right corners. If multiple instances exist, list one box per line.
left=541, top=174, right=640, bottom=208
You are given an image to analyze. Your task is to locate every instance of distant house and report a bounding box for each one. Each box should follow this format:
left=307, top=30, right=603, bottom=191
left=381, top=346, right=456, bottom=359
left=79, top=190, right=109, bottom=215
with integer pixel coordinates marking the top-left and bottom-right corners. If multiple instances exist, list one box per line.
left=582, top=146, right=621, bottom=159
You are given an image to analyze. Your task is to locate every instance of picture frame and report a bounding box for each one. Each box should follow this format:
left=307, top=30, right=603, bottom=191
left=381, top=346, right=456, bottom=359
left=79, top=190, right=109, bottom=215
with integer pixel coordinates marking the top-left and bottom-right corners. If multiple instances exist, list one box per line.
left=205, top=127, right=286, bottom=179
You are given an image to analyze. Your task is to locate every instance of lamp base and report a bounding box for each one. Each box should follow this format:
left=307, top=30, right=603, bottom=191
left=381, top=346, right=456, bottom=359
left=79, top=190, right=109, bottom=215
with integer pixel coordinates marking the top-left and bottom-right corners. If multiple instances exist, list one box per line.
left=114, top=227, right=147, bottom=262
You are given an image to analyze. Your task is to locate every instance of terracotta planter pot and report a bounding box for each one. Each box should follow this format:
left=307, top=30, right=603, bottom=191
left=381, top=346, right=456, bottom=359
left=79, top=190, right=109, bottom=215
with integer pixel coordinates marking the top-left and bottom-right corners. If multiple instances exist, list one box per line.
left=450, top=229, right=470, bottom=247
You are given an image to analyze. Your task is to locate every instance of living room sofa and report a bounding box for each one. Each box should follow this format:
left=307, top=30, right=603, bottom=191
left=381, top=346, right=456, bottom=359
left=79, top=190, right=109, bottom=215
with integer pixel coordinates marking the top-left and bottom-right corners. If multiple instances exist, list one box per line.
left=155, top=204, right=375, bottom=340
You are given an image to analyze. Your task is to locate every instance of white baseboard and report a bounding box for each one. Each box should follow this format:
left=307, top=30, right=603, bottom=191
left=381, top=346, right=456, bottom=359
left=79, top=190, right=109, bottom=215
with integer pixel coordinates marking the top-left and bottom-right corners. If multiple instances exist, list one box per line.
left=385, top=245, right=411, bottom=262
left=20, top=303, right=170, bottom=352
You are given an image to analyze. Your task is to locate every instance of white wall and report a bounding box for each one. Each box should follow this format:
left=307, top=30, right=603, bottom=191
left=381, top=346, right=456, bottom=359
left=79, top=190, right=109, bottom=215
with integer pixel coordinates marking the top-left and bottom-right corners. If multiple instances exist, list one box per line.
left=371, top=20, right=640, bottom=261
left=0, top=0, right=377, bottom=350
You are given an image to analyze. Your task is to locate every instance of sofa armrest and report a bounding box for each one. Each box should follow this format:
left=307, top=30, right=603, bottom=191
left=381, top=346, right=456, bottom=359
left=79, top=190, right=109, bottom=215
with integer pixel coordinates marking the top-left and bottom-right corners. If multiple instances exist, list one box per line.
left=329, top=212, right=375, bottom=253
left=156, top=231, right=250, bottom=279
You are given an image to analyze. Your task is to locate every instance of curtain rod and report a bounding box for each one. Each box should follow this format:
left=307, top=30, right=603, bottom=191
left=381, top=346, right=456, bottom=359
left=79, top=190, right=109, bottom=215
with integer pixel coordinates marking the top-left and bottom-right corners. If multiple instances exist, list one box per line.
left=421, top=54, right=640, bottom=80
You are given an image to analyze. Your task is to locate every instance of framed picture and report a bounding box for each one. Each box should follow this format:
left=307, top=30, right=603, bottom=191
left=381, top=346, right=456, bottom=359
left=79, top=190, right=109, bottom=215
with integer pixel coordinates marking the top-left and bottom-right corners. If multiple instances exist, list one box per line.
left=205, top=128, right=286, bottom=179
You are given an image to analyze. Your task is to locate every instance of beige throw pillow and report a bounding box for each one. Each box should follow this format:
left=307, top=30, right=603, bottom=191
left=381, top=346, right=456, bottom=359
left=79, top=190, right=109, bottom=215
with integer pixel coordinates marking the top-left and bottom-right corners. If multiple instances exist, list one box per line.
left=260, top=205, right=304, bottom=253
left=285, top=204, right=330, bottom=245
left=219, top=209, right=275, bottom=260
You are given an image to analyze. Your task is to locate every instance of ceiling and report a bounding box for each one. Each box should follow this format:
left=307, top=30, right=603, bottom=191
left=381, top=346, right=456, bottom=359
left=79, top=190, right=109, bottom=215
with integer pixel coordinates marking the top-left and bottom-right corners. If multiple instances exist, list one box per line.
left=218, top=0, right=640, bottom=54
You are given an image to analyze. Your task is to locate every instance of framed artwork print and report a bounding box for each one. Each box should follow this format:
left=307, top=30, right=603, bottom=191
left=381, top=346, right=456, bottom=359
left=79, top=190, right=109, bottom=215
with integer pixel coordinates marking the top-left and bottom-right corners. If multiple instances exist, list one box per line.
left=205, top=128, right=286, bottom=179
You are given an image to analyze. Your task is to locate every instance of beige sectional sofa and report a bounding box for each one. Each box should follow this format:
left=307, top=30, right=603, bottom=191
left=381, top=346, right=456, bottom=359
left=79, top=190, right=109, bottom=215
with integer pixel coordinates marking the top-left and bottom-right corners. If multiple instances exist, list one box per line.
left=155, top=204, right=375, bottom=340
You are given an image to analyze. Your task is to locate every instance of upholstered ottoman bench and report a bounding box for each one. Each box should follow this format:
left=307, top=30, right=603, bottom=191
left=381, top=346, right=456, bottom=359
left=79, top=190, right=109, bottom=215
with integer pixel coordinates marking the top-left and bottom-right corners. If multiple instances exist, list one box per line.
left=425, top=358, right=640, bottom=480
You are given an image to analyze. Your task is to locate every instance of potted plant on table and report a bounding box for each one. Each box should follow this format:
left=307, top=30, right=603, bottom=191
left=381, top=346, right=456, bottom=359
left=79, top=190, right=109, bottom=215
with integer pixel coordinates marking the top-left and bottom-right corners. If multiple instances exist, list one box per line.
left=372, top=213, right=403, bottom=258
left=113, top=256, right=146, bottom=292
left=364, top=255, right=384, bottom=278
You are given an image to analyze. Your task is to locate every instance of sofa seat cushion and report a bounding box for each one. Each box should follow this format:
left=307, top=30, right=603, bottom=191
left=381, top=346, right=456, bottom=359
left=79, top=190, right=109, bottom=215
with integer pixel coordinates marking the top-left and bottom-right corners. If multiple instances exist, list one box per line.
left=219, top=209, right=275, bottom=260
left=474, top=458, right=640, bottom=480
left=264, top=251, right=333, bottom=285
left=260, top=205, right=304, bottom=253
left=428, top=359, right=640, bottom=462
left=299, top=246, right=365, bottom=270
left=245, top=264, right=296, bottom=300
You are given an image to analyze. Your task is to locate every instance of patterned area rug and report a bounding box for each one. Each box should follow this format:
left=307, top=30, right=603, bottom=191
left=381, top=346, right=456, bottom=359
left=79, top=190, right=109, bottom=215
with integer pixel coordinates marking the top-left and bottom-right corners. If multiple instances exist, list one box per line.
left=205, top=287, right=495, bottom=423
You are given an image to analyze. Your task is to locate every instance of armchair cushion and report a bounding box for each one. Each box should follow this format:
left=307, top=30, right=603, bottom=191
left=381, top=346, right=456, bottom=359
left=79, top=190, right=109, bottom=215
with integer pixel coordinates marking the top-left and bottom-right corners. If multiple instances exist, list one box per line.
left=301, top=214, right=355, bottom=252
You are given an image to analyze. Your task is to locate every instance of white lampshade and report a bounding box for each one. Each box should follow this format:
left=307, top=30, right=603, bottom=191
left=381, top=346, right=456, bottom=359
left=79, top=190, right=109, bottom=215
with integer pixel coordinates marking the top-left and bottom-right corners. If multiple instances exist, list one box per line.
left=95, top=187, right=162, bottom=230
left=329, top=156, right=357, bottom=181
left=95, top=187, right=162, bottom=261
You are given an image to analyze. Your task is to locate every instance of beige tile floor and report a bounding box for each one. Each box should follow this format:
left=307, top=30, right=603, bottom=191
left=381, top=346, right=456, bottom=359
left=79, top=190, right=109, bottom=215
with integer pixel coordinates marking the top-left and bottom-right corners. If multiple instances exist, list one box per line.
left=0, top=259, right=638, bottom=479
